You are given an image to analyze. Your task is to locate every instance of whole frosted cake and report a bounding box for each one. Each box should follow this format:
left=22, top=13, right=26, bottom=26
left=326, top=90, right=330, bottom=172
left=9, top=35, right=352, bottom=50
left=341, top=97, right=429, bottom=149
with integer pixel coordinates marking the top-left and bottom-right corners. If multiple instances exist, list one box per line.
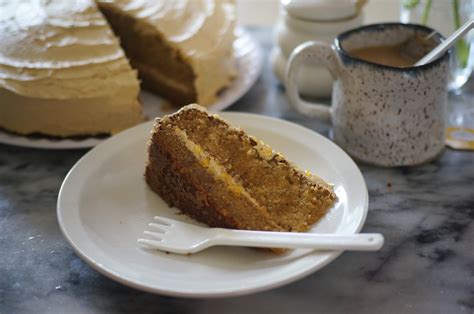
left=0, top=0, right=236, bottom=137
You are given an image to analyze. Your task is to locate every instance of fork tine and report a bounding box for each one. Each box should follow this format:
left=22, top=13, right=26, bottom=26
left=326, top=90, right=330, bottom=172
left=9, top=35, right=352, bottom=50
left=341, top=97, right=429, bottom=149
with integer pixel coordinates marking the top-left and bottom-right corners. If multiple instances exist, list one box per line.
left=138, top=239, right=191, bottom=254
left=148, top=223, right=167, bottom=233
left=153, top=216, right=173, bottom=226
left=144, top=231, right=164, bottom=240
left=137, top=239, right=164, bottom=248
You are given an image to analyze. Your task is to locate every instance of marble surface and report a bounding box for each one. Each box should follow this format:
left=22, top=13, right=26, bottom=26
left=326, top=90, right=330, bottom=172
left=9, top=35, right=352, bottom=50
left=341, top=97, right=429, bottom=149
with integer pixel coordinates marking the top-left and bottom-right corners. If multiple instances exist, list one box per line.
left=1, top=28, right=473, bottom=314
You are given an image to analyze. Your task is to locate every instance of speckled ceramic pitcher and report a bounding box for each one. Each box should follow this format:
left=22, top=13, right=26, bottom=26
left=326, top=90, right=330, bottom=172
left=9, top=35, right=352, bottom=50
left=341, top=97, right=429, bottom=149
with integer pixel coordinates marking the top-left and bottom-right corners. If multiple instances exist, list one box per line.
left=285, top=23, right=449, bottom=167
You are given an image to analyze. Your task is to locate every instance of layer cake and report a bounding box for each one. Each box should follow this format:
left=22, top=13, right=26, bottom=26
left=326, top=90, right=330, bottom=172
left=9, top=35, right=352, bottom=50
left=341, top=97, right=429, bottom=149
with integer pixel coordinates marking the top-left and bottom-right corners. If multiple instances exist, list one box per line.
left=145, top=105, right=337, bottom=247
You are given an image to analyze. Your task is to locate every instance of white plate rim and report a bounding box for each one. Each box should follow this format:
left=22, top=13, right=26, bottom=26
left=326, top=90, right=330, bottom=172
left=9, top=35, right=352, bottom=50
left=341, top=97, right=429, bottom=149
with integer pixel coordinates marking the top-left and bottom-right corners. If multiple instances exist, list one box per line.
left=57, top=112, right=368, bottom=298
left=0, top=28, right=262, bottom=150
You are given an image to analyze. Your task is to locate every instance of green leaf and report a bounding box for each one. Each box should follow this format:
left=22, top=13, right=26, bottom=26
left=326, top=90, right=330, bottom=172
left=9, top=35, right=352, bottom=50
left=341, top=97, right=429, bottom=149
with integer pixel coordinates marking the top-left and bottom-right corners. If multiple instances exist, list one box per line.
left=452, top=0, right=469, bottom=68
left=456, top=39, right=470, bottom=69
left=421, top=0, right=432, bottom=25
left=403, top=0, right=420, bottom=9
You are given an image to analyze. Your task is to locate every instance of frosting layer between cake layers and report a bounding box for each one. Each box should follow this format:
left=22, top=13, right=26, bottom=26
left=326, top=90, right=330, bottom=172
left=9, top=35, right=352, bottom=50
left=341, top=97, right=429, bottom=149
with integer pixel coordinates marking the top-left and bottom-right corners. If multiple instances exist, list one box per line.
left=100, top=0, right=237, bottom=106
left=0, top=0, right=142, bottom=136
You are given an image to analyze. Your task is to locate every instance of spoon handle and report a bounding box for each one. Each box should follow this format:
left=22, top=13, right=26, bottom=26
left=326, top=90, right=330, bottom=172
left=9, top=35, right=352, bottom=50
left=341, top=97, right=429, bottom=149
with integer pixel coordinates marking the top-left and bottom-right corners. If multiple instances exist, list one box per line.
left=415, top=18, right=474, bottom=66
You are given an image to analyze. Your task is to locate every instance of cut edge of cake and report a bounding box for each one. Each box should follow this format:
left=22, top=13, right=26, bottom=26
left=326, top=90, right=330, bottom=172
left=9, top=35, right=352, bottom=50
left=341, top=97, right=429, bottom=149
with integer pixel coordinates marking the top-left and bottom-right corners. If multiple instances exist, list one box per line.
left=97, top=0, right=237, bottom=108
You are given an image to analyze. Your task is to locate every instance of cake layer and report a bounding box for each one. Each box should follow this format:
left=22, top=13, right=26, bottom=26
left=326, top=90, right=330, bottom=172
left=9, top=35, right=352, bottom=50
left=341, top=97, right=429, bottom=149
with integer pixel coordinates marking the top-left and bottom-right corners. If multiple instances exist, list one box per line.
left=164, top=106, right=336, bottom=232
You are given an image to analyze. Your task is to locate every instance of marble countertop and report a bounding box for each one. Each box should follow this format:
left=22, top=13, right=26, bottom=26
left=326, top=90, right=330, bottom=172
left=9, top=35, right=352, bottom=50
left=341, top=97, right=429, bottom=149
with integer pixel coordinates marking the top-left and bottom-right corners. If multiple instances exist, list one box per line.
left=1, top=28, right=473, bottom=314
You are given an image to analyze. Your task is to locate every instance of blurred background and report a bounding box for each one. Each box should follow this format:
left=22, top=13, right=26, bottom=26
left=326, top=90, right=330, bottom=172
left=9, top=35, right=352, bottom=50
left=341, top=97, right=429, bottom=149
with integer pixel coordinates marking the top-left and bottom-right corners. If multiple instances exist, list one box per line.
left=237, top=0, right=400, bottom=26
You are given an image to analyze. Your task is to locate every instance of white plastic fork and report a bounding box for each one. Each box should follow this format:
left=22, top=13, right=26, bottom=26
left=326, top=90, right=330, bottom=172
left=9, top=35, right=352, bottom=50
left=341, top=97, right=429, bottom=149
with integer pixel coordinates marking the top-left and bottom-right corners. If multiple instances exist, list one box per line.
left=138, top=216, right=384, bottom=254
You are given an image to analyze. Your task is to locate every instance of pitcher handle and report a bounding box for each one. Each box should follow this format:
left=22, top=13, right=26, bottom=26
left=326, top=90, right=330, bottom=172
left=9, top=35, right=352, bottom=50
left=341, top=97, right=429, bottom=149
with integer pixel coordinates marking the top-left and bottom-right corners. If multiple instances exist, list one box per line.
left=285, top=41, right=341, bottom=124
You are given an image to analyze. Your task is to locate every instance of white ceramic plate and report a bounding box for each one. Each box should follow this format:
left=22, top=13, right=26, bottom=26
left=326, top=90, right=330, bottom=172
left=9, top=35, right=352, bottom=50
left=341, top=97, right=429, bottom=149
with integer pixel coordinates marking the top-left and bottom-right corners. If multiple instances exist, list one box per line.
left=57, top=112, right=368, bottom=298
left=0, top=29, right=262, bottom=149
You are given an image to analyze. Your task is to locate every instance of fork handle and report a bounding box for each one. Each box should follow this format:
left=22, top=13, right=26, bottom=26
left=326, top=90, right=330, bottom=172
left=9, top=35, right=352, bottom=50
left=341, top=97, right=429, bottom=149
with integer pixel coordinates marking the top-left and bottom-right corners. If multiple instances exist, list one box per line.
left=212, top=230, right=384, bottom=251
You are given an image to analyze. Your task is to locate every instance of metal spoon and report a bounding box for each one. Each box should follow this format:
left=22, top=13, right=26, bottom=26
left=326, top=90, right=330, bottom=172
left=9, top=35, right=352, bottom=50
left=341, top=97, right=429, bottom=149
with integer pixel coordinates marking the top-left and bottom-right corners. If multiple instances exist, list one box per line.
left=415, top=18, right=474, bottom=66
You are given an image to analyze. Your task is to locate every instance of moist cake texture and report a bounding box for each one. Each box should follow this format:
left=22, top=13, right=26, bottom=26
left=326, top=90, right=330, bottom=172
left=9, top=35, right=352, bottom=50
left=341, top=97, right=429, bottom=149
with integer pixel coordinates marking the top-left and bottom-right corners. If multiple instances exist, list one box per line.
left=145, top=105, right=337, bottom=245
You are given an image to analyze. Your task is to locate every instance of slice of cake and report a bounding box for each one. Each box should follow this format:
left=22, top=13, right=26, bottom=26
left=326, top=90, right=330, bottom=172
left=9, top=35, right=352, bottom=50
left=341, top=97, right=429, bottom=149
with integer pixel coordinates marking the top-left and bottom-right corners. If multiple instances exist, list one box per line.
left=97, top=0, right=237, bottom=107
left=0, top=0, right=143, bottom=137
left=145, top=105, right=337, bottom=245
